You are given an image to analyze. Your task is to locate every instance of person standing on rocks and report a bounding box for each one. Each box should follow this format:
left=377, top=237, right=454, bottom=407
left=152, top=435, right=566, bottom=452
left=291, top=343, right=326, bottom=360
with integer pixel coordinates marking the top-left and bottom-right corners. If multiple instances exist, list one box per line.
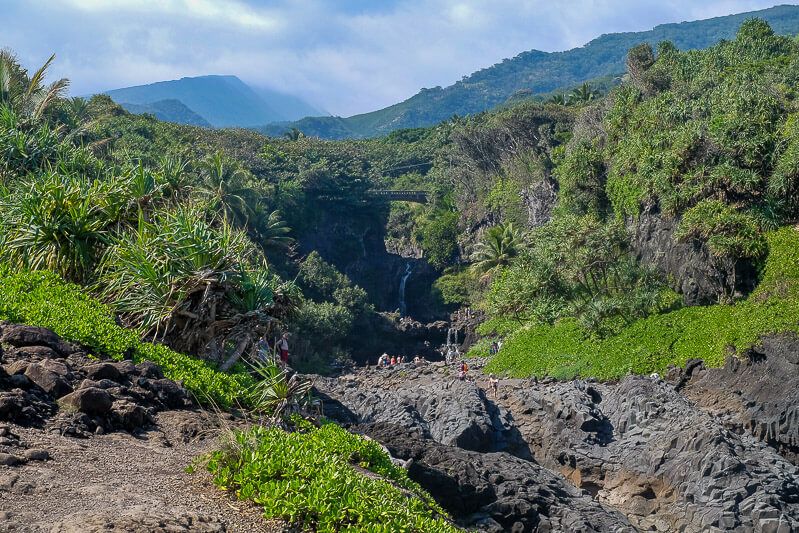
left=277, top=332, right=290, bottom=365
left=255, top=334, right=271, bottom=363
left=489, top=374, right=499, bottom=399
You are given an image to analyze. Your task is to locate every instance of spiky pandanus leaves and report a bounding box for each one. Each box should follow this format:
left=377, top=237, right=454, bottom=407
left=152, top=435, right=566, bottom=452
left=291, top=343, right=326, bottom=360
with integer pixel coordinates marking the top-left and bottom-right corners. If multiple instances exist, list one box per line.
left=97, top=204, right=299, bottom=361
left=0, top=172, right=121, bottom=282
left=246, top=360, right=312, bottom=421
left=0, top=51, right=68, bottom=126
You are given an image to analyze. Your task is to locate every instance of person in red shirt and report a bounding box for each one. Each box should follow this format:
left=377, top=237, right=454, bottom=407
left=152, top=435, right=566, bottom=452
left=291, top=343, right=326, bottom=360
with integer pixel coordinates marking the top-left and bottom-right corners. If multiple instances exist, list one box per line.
left=277, top=332, right=290, bottom=365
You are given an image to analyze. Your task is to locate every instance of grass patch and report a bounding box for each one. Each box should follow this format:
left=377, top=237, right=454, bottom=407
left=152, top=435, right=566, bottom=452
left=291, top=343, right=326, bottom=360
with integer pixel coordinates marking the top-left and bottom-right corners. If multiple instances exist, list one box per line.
left=0, top=268, right=253, bottom=407
left=486, top=228, right=799, bottom=380
left=206, top=422, right=460, bottom=532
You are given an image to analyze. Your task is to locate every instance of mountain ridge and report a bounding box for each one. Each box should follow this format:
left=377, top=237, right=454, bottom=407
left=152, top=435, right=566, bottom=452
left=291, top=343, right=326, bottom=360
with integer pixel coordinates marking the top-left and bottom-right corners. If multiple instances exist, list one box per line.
left=262, top=3, right=799, bottom=139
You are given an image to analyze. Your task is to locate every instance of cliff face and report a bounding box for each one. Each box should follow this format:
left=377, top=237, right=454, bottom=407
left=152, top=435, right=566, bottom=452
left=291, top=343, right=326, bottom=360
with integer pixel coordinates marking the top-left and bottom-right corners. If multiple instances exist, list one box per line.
left=296, top=202, right=443, bottom=321
left=628, top=207, right=757, bottom=305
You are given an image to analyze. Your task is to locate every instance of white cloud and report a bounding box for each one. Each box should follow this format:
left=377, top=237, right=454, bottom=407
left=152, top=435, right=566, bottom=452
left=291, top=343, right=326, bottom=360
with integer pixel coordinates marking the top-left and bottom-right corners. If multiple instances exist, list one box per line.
left=63, top=0, right=283, bottom=30
left=3, top=0, right=791, bottom=116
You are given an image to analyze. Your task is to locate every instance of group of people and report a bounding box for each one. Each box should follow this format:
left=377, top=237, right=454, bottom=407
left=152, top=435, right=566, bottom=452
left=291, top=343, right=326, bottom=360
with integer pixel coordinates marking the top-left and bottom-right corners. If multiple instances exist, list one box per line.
left=255, top=332, right=291, bottom=366
left=377, top=353, right=429, bottom=367
left=489, top=340, right=503, bottom=355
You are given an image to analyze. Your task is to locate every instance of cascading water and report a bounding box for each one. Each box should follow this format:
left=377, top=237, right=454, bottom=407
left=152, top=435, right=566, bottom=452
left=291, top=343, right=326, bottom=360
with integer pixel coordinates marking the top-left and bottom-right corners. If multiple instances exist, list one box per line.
left=398, top=262, right=413, bottom=316
left=444, top=326, right=460, bottom=364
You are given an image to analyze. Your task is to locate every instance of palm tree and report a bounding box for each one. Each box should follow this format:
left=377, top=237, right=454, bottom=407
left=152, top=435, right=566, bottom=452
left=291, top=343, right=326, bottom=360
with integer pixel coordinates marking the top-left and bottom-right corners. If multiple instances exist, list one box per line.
left=254, top=209, right=294, bottom=250
left=197, top=152, right=257, bottom=228
left=471, top=222, right=524, bottom=278
left=0, top=51, right=68, bottom=125
left=548, top=93, right=570, bottom=106
left=570, top=83, right=600, bottom=104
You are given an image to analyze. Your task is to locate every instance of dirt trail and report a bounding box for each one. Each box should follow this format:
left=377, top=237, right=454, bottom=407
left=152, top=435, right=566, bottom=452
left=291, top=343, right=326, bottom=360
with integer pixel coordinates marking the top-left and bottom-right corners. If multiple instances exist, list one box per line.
left=1, top=411, right=282, bottom=533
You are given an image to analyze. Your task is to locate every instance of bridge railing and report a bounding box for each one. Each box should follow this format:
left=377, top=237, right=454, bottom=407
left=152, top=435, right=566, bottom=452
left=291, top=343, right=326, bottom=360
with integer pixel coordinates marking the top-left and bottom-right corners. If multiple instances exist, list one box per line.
left=368, top=190, right=429, bottom=203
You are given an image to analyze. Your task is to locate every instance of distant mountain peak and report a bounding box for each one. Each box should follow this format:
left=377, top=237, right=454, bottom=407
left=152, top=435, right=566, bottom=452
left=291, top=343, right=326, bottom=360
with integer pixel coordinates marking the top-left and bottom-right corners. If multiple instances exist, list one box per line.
left=103, top=74, right=320, bottom=128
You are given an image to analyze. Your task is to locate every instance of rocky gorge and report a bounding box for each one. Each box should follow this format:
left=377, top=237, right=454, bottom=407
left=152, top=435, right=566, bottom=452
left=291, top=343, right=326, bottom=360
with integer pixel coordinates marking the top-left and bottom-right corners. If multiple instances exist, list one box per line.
left=315, top=334, right=799, bottom=532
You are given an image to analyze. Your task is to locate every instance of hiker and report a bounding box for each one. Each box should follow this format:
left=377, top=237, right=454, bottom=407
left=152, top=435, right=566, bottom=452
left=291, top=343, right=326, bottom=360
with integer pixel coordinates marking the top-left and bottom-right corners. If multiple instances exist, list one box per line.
left=490, top=341, right=498, bottom=355
left=377, top=353, right=388, bottom=367
left=390, top=356, right=397, bottom=366
left=460, top=360, right=469, bottom=373
left=255, top=334, right=271, bottom=363
left=277, top=332, right=290, bottom=365
left=489, top=373, right=499, bottom=399
left=413, top=356, right=421, bottom=366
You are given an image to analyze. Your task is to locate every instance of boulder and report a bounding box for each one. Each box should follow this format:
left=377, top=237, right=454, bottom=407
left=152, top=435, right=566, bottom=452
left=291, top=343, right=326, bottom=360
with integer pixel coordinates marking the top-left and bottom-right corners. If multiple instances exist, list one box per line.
left=83, top=363, right=122, bottom=383
left=59, top=387, right=113, bottom=416
left=23, top=449, right=50, bottom=462
left=315, top=368, right=531, bottom=458
left=144, top=378, right=188, bottom=409
left=24, top=363, right=73, bottom=398
left=6, top=345, right=60, bottom=362
left=359, top=423, right=633, bottom=532
left=111, top=400, right=150, bottom=431
left=0, top=325, right=74, bottom=355
left=3, top=361, right=29, bottom=376
left=135, top=361, right=163, bottom=379
left=0, top=452, right=25, bottom=466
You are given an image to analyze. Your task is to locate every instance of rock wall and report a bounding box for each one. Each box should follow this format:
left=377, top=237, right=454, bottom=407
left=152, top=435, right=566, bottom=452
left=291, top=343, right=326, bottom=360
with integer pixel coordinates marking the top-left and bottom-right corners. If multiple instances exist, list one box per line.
left=0, top=323, right=191, bottom=437
left=682, top=333, right=799, bottom=463
left=628, top=207, right=757, bottom=305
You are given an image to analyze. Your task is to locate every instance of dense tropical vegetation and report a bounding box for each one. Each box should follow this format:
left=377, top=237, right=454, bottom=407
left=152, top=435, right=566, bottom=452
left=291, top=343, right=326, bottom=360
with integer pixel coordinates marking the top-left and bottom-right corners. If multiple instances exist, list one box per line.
left=461, top=20, right=799, bottom=378
left=3, top=16, right=799, bottom=386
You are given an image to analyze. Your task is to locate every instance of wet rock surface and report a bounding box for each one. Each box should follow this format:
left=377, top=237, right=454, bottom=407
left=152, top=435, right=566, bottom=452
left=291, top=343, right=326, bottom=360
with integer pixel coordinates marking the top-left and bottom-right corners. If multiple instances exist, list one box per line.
left=317, top=339, right=799, bottom=532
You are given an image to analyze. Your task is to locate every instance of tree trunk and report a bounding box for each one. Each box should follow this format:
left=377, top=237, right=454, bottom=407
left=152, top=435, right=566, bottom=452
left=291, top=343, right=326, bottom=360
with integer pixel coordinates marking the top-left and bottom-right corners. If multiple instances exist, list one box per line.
left=220, top=334, right=251, bottom=372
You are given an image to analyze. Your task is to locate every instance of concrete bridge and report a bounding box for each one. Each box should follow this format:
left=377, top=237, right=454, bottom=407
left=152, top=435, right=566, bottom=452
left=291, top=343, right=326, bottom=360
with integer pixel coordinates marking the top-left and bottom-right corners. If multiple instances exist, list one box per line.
left=368, top=190, right=429, bottom=204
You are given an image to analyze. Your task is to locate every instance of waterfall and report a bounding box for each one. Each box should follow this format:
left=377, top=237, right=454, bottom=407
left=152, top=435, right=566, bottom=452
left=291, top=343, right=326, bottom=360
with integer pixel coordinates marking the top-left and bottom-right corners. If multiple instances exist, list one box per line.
left=444, top=326, right=460, bottom=364
left=398, top=262, right=413, bottom=316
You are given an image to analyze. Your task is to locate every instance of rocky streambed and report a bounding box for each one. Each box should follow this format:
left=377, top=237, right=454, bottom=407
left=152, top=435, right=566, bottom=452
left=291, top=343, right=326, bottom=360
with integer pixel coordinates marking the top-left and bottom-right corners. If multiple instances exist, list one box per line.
left=3, top=318, right=799, bottom=532
left=314, top=334, right=799, bottom=532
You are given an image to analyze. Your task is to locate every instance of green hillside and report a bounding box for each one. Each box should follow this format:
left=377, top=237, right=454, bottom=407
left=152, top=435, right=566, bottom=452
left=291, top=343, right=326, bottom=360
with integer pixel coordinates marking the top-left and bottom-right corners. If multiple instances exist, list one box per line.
left=268, top=4, right=799, bottom=139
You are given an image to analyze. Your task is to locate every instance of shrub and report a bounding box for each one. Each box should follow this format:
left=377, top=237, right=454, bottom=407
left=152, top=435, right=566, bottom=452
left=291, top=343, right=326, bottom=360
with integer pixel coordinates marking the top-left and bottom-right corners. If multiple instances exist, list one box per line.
left=206, top=423, right=459, bottom=532
left=0, top=268, right=253, bottom=407
left=486, top=228, right=799, bottom=380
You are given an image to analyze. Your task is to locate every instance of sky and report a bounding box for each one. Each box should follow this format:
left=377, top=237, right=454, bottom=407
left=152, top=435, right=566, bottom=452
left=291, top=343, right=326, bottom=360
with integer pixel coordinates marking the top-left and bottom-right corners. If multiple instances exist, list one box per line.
left=2, top=1, right=794, bottom=116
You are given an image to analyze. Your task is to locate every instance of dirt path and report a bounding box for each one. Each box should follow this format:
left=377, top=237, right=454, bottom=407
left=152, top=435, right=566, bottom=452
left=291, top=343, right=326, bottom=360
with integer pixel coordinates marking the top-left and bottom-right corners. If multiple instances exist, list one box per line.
left=1, top=410, right=283, bottom=532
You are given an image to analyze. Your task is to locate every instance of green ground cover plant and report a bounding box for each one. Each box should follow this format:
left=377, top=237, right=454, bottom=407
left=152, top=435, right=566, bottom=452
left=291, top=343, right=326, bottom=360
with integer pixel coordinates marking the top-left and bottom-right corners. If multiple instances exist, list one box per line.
left=206, top=422, right=460, bottom=532
left=0, top=267, right=253, bottom=407
left=484, top=228, right=799, bottom=380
